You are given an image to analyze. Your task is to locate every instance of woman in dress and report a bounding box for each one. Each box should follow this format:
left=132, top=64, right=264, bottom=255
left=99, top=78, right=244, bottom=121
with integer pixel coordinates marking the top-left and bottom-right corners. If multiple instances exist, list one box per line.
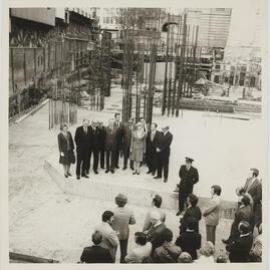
left=130, top=122, right=146, bottom=175
left=58, top=123, right=75, bottom=178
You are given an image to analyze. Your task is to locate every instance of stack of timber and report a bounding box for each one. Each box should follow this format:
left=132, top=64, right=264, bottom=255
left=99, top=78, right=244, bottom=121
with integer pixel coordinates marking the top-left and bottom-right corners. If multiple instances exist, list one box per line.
left=178, top=97, right=235, bottom=113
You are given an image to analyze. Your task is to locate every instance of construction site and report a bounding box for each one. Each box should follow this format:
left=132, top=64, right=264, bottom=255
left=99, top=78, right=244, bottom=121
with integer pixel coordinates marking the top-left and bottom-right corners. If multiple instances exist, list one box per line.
left=8, top=7, right=264, bottom=263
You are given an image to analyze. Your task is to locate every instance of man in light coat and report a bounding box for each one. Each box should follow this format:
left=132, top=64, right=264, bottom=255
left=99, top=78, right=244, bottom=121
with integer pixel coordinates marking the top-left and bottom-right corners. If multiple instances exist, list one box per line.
left=111, top=194, right=136, bottom=263
left=203, top=185, right=222, bottom=245
left=95, top=211, right=119, bottom=262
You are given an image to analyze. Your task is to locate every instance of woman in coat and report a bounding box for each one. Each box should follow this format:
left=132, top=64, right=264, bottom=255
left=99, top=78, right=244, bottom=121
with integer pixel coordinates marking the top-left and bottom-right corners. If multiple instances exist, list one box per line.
left=130, top=122, right=147, bottom=175
left=58, top=123, right=75, bottom=178
left=203, top=185, right=222, bottom=245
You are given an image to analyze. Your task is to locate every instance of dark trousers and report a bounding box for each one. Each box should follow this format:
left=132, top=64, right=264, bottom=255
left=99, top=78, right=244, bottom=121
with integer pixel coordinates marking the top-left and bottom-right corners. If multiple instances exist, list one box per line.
left=157, top=151, right=170, bottom=180
left=76, top=149, right=89, bottom=177
left=146, top=150, right=157, bottom=173
left=123, top=147, right=130, bottom=168
left=178, top=182, right=194, bottom=212
left=106, top=150, right=115, bottom=171
left=114, top=146, right=120, bottom=168
left=99, top=149, right=105, bottom=169
left=92, top=149, right=99, bottom=172
left=85, top=150, right=92, bottom=174
left=206, top=225, right=216, bottom=245
left=178, top=192, right=189, bottom=213
left=119, top=239, right=128, bottom=263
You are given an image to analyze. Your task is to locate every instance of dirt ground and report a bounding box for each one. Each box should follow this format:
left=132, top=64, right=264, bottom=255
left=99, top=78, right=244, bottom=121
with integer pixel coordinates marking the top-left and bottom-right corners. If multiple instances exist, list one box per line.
left=9, top=86, right=264, bottom=262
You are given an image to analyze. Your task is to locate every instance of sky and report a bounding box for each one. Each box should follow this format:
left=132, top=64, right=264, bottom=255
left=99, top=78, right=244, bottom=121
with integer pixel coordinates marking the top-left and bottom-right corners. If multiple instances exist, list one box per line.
left=226, top=0, right=263, bottom=47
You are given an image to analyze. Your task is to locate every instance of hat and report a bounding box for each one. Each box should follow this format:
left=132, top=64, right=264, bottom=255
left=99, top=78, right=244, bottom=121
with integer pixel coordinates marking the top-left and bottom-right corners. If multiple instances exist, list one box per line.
left=250, top=168, right=259, bottom=175
left=185, top=157, right=194, bottom=163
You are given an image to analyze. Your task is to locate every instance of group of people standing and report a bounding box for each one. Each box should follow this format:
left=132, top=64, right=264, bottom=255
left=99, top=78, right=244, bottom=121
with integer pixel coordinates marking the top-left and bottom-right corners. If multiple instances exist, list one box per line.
left=57, top=113, right=173, bottom=182
left=79, top=166, right=262, bottom=264
left=57, top=113, right=262, bottom=264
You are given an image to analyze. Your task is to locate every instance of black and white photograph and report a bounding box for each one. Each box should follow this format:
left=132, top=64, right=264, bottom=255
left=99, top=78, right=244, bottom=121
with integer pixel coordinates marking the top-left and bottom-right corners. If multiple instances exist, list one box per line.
left=1, top=0, right=268, bottom=267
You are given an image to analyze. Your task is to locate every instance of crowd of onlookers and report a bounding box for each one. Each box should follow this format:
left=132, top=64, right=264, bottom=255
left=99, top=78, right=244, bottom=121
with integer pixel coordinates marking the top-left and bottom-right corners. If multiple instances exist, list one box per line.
left=57, top=113, right=262, bottom=264
left=79, top=167, right=262, bottom=264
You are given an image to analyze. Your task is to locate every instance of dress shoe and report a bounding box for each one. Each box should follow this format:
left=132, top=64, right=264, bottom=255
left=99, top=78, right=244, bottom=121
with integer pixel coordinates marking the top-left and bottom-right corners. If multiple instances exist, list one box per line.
left=64, top=174, right=68, bottom=178
left=94, top=170, right=99, bottom=174
left=154, top=176, right=161, bottom=179
left=77, top=176, right=80, bottom=180
left=82, top=174, right=89, bottom=179
left=176, top=211, right=181, bottom=216
left=137, top=172, right=140, bottom=175
left=122, top=166, right=127, bottom=170
left=67, top=172, right=72, bottom=176
left=111, top=170, right=115, bottom=174
left=163, top=178, right=168, bottom=183
left=105, top=170, right=109, bottom=173
left=146, top=170, right=152, bottom=174
left=115, top=165, right=119, bottom=169
left=132, top=172, right=137, bottom=175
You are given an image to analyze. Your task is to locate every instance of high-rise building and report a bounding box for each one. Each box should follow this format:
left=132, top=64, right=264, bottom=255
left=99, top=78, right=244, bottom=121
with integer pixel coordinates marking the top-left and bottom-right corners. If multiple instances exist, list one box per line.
left=186, top=8, right=232, bottom=48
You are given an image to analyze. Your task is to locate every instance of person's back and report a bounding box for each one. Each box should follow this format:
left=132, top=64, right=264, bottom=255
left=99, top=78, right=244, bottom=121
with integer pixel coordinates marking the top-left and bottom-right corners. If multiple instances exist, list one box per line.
left=228, top=234, right=253, bottom=262
left=226, top=221, right=253, bottom=262
left=175, top=230, right=201, bottom=260
left=95, top=211, right=118, bottom=262
left=180, top=195, right=202, bottom=233
left=80, top=245, right=113, bottom=263
left=195, top=241, right=215, bottom=264
left=111, top=194, right=136, bottom=263
left=80, top=231, right=113, bottom=263
left=111, top=206, right=136, bottom=240
left=147, top=222, right=167, bottom=250
left=125, top=233, right=152, bottom=263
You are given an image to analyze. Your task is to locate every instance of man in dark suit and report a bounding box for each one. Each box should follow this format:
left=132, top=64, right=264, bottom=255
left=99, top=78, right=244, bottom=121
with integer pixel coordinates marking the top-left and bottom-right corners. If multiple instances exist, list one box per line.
left=175, top=217, right=201, bottom=260
left=177, top=157, right=199, bottom=216
left=114, top=113, right=123, bottom=169
left=154, top=126, right=173, bottom=183
left=226, top=221, right=253, bottom=262
left=122, top=119, right=133, bottom=170
left=240, top=168, right=262, bottom=229
left=105, top=119, right=117, bottom=173
left=91, top=121, right=101, bottom=174
left=146, top=123, right=160, bottom=175
left=222, top=194, right=253, bottom=244
left=144, top=210, right=167, bottom=252
left=80, top=231, right=113, bottom=263
left=97, top=121, right=106, bottom=170
left=74, top=119, right=92, bottom=180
